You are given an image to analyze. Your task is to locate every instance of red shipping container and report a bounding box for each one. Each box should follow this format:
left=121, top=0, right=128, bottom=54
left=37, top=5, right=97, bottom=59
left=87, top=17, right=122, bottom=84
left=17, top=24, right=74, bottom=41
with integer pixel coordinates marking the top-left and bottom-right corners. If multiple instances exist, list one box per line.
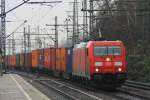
left=38, top=49, right=44, bottom=69
left=51, top=48, right=56, bottom=70
left=56, top=48, right=61, bottom=71
left=44, top=48, right=50, bottom=69
left=20, top=53, right=24, bottom=67
left=32, top=50, right=39, bottom=68
left=60, top=48, right=67, bottom=72
left=9, top=55, right=12, bottom=66
left=25, top=52, right=31, bottom=68
left=73, top=48, right=87, bottom=77
left=9, top=55, right=16, bottom=67
left=49, top=48, right=52, bottom=70
left=13, top=55, right=16, bottom=67
left=9, top=56, right=11, bottom=66
left=73, top=49, right=77, bottom=74
left=9, top=55, right=11, bottom=66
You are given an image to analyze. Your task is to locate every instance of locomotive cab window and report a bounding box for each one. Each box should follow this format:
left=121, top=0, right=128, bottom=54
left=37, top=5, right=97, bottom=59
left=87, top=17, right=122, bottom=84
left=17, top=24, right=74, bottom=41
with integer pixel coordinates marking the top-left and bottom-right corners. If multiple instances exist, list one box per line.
left=94, top=46, right=107, bottom=56
left=108, top=46, right=121, bottom=55
left=94, top=46, right=121, bottom=56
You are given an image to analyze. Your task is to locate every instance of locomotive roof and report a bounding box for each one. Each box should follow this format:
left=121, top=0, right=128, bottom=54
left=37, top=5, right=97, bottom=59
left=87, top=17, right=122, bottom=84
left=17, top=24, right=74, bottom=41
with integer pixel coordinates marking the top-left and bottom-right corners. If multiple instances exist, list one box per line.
left=74, top=40, right=124, bottom=48
left=91, top=40, right=123, bottom=45
left=74, top=42, right=88, bottom=48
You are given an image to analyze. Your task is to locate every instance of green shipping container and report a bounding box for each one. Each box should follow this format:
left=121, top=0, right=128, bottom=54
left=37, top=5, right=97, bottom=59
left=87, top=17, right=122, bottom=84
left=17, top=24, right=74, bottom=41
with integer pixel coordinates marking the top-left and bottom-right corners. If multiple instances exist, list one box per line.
left=16, top=54, right=20, bottom=67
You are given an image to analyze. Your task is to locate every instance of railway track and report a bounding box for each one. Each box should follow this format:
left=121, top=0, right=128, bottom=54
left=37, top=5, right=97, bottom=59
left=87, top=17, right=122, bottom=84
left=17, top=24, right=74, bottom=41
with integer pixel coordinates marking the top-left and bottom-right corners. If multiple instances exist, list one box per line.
left=125, top=80, right=150, bottom=91
left=16, top=71, right=103, bottom=100
left=38, top=80, right=102, bottom=100
left=37, top=80, right=78, bottom=100
left=117, top=80, right=150, bottom=100
left=58, top=78, right=150, bottom=100
left=43, top=78, right=150, bottom=100
left=12, top=71, right=150, bottom=100
left=15, top=71, right=127, bottom=100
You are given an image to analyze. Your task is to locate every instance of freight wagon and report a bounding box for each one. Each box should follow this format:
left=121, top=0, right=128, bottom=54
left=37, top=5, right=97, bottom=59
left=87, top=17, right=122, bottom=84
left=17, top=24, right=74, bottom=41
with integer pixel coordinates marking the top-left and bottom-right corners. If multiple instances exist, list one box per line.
left=44, top=48, right=51, bottom=70
left=20, top=53, right=25, bottom=70
left=25, top=52, right=32, bottom=71
left=31, top=49, right=39, bottom=69
left=16, top=53, right=20, bottom=69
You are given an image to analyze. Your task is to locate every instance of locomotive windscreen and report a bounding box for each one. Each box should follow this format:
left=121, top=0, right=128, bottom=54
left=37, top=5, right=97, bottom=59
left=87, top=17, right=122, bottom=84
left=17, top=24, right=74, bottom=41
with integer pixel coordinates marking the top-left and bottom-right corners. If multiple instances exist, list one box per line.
left=94, top=46, right=121, bottom=56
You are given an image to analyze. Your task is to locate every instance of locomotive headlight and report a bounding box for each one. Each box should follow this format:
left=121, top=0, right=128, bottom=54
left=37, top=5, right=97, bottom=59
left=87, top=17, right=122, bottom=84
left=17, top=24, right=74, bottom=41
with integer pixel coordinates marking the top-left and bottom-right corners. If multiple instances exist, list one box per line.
left=95, top=68, right=99, bottom=72
left=95, top=62, right=103, bottom=66
left=114, top=61, right=122, bottom=66
left=106, top=58, right=111, bottom=62
left=118, top=68, right=122, bottom=72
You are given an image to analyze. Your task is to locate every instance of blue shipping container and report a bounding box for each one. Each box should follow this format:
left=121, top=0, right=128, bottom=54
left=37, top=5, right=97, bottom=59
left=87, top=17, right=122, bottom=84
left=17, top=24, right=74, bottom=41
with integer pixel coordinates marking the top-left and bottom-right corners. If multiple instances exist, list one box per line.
left=67, top=48, right=73, bottom=73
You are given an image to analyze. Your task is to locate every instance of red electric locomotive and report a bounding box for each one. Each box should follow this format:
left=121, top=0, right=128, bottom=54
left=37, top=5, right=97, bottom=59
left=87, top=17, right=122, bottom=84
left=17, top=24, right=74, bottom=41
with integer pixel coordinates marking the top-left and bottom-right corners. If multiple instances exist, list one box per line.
left=73, top=40, right=127, bottom=88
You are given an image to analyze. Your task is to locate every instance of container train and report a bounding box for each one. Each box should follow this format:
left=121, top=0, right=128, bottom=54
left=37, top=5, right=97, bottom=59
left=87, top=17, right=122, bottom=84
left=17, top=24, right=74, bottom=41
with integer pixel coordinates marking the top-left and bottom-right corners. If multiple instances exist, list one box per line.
left=5, top=40, right=127, bottom=89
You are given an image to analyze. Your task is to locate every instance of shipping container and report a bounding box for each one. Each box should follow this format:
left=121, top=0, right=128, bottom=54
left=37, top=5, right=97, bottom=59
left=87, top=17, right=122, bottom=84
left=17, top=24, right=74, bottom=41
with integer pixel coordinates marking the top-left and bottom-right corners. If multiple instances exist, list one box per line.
left=73, top=48, right=77, bottom=75
left=73, top=48, right=89, bottom=78
left=8, top=55, right=10, bottom=66
left=8, top=55, right=11, bottom=66
left=20, top=53, right=25, bottom=67
left=16, top=54, right=20, bottom=67
left=9, top=55, right=12, bottom=67
left=0, top=55, right=3, bottom=65
left=38, top=49, right=44, bottom=69
left=9, top=55, right=11, bottom=67
left=12, top=55, right=16, bottom=67
left=11, top=55, right=13, bottom=66
left=67, top=48, right=73, bottom=73
left=44, top=48, right=50, bottom=69
left=49, top=48, right=52, bottom=70
left=32, top=50, right=39, bottom=68
left=7, top=55, right=10, bottom=67
left=51, top=48, right=56, bottom=70
left=73, top=49, right=75, bottom=75
left=25, top=52, right=31, bottom=68
left=56, top=48, right=61, bottom=71
left=4, top=55, right=8, bottom=66
left=60, top=48, right=67, bottom=72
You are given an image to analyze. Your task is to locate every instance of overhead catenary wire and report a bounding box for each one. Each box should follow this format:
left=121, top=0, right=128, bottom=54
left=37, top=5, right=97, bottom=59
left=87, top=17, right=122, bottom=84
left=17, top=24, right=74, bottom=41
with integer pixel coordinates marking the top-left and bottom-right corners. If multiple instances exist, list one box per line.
left=0, top=0, right=31, bottom=17
left=6, top=20, right=27, bottom=39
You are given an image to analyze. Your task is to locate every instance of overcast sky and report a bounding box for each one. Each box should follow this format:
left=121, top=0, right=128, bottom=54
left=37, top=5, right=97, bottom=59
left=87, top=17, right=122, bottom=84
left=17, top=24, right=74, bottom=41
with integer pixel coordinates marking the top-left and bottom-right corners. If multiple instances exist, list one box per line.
left=6, top=0, right=75, bottom=34
left=4, top=0, right=84, bottom=53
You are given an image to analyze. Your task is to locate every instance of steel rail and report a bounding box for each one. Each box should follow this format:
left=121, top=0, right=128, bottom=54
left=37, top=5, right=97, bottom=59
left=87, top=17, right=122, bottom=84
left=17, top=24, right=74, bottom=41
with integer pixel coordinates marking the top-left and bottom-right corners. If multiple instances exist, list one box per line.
left=17, top=71, right=101, bottom=100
